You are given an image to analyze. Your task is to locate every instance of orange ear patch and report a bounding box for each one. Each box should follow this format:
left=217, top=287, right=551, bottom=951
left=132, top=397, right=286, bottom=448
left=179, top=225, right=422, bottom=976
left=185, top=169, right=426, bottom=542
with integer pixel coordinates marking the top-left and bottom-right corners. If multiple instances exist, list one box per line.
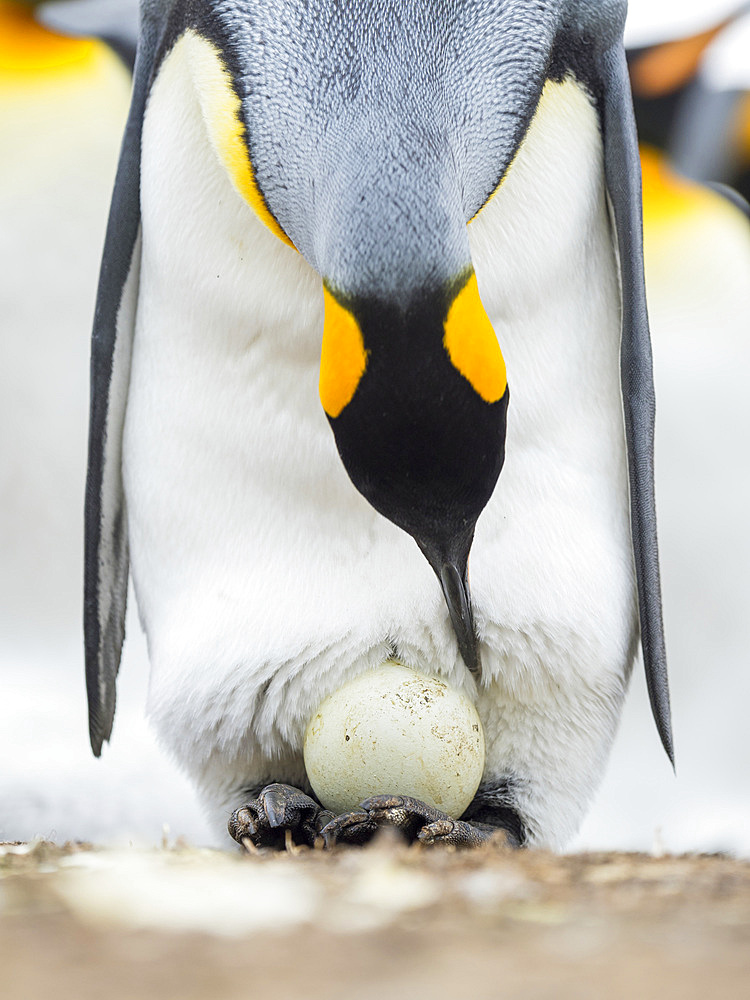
left=319, top=287, right=369, bottom=418
left=443, top=272, right=506, bottom=403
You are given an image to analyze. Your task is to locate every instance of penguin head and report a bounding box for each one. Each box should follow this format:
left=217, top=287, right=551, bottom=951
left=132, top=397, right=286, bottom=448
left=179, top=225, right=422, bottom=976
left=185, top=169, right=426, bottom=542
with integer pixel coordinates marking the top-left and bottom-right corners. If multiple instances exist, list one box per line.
left=185, top=0, right=585, bottom=670
left=319, top=271, right=509, bottom=673
left=304, top=88, right=513, bottom=673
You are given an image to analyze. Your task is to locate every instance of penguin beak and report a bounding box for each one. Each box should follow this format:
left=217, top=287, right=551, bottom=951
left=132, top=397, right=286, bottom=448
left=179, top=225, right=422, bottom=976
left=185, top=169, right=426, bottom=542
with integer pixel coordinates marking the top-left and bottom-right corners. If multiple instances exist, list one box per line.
left=439, top=561, right=481, bottom=675
left=416, top=534, right=481, bottom=676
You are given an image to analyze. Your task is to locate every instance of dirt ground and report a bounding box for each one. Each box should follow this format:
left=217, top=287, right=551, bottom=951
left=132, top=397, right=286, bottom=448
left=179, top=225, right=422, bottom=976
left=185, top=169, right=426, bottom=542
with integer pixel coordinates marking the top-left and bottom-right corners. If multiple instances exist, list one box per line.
left=1, top=838, right=749, bottom=1000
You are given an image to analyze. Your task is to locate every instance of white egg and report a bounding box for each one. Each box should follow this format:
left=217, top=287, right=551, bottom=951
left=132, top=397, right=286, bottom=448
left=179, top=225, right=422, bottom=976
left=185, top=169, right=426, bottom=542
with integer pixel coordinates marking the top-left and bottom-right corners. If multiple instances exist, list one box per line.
left=303, top=661, right=485, bottom=818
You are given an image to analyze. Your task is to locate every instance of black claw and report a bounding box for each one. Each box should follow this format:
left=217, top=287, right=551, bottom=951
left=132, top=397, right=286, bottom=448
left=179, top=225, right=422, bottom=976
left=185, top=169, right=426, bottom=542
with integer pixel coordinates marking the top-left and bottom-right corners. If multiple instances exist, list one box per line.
left=320, top=808, right=378, bottom=848
left=228, top=783, right=328, bottom=850
left=261, top=784, right=295, bottom=828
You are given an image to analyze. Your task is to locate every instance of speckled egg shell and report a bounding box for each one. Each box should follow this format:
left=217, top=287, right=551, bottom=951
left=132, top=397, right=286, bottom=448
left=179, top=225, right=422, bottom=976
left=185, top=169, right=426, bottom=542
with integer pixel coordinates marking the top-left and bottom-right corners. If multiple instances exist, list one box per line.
left=303, top=662, right=485, bottom=818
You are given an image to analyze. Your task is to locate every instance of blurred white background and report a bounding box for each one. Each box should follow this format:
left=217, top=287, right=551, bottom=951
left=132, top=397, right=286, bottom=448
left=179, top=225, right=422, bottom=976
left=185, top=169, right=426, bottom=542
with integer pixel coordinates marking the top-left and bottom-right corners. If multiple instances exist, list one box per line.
left=1, top=0, right=748, bottom=852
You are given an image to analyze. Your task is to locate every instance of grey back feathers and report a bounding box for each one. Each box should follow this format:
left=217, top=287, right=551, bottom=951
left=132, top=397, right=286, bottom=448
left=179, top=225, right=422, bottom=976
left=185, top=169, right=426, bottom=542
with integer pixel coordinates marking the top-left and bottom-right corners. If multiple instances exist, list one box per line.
left=85, top=0, right=673, bottom=759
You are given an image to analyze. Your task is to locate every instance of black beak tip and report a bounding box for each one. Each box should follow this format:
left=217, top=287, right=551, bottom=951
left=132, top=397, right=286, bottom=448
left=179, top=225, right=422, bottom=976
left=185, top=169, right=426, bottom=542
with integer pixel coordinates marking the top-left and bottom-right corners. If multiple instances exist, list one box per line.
left=439, top=562, right=481, bottom=676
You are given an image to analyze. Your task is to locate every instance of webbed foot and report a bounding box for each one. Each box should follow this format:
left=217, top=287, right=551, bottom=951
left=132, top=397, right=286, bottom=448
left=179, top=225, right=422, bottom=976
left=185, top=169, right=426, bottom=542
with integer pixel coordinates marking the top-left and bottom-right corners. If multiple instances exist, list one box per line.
left=228, top=783, right=334, bottom=849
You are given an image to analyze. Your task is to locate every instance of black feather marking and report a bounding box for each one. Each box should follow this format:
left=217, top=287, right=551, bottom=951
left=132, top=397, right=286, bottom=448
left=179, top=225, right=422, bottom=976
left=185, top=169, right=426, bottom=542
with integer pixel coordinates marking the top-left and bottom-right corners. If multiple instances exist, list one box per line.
left=84, top=13, right=164, bottom=756
left=554, top=35, right=675, bottom=764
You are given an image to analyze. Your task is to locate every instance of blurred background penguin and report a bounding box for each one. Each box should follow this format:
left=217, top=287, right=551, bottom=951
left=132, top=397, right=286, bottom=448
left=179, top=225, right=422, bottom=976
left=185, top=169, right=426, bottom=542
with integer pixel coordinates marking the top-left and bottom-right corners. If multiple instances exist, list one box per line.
left=588, top=0, right=750, bottom=852
left=626, top=1, right=750, bottom=329
left=0, top=1, right=210, bottom=843
left=0, top=2, right=131, bottom=652
left=627, top=0, right=750, bottom=206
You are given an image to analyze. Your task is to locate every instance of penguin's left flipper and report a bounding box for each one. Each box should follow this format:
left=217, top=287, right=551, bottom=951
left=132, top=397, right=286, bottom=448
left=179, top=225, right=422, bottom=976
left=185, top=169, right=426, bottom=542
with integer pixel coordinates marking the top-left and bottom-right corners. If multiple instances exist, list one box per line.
left=320, top=796, right=515, bottom=849
left=228, top=784, right=334, bottom=850
left=592, top=37, right=675, bottom=764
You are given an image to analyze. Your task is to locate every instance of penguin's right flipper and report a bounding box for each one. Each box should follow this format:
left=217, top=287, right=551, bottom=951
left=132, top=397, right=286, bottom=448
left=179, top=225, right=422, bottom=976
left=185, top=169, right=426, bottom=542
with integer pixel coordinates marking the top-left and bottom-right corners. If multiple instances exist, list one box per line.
left=84, top=17, right=161, bottom=756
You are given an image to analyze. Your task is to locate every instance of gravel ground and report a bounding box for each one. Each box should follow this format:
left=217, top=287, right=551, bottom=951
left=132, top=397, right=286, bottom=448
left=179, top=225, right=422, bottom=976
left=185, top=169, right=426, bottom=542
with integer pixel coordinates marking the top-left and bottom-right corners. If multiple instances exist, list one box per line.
left=2, top=839, right=748, bottom=1000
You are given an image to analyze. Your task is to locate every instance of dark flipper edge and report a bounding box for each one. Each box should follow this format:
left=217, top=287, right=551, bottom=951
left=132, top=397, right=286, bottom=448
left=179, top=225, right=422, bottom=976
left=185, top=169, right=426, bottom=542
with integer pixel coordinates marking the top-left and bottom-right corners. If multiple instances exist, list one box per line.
left=598, top=44, right=675, bottom=764
left=84, top=16, right=160, bottom=756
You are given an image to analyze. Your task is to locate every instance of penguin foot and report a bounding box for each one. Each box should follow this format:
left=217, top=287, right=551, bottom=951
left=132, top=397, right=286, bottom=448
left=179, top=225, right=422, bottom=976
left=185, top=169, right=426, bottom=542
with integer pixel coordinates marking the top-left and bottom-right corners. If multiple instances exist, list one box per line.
left=320, top=794, right=509, bottom=848
left=228, top=783, right=334, bottom=850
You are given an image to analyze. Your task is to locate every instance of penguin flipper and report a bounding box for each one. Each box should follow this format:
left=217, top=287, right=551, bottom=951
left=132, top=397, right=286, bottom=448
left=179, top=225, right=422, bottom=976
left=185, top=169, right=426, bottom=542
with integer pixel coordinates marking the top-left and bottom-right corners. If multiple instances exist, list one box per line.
left=84, top=23, right=159, bottom=756
left=596, top=43, right=675, bottom=764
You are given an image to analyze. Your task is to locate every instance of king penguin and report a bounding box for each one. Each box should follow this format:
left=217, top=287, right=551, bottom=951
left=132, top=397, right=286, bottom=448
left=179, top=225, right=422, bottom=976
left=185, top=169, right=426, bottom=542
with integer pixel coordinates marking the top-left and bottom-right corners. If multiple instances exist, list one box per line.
left=85, top=0, right=673, bottom=850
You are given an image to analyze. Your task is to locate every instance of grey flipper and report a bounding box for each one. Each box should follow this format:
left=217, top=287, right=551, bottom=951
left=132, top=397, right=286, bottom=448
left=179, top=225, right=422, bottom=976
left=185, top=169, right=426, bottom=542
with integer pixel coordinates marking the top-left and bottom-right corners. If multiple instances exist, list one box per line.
left=596, top=43, right=675, bottom=764
left=84, top=10, right=161, bottom=756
